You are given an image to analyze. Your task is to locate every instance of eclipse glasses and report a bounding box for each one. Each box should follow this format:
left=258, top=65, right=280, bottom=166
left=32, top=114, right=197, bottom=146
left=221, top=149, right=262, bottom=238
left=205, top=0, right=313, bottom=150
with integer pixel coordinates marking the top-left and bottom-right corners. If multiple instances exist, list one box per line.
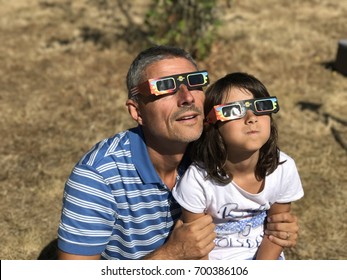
left=206, top=97, right=279, bottom=124
left=130, top=70, right=209, bottom=97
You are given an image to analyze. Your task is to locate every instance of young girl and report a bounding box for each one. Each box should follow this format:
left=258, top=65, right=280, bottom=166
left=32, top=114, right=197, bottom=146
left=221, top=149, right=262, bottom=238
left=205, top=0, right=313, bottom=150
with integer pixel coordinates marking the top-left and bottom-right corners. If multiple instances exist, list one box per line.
left=172, top=72, right=304, bottom=260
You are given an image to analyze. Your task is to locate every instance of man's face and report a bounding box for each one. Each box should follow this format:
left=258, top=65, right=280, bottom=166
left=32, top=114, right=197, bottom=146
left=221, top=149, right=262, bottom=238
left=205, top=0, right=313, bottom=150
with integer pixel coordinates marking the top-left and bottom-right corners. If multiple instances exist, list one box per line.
left=134, top=58, right=205, bottom=150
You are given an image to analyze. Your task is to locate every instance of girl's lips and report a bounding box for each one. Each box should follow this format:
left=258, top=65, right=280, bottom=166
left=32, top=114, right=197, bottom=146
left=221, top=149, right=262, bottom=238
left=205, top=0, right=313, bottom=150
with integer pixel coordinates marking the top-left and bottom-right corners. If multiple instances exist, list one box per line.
left=246, top=130, right=259, bottom=134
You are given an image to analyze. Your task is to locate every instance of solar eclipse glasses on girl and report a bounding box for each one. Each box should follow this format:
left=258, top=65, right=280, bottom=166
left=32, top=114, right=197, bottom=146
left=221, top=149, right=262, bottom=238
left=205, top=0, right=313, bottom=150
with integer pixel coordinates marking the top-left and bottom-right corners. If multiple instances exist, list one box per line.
left=206, top=96, right=279, bottom=124
left=130, top=70, right=209, bottom=97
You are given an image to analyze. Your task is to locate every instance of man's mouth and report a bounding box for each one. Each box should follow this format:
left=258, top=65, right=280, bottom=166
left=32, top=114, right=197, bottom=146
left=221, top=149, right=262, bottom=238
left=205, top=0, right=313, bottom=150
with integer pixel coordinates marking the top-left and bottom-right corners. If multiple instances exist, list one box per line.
left=177, top=113, right=198, bottom=121
left=176, top=113, right=199, bottom=121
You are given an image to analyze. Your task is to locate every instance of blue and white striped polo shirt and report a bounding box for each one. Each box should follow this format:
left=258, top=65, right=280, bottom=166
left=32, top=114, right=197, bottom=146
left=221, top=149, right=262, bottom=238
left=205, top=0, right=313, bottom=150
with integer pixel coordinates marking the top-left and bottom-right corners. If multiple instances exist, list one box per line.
left=57, top=126, right=190, bottom=259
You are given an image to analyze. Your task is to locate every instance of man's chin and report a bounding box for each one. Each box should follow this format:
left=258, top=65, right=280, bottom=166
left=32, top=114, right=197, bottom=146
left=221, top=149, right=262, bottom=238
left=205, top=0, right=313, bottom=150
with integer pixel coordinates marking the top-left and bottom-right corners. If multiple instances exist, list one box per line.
left=174, top=128, right=202, bottom=143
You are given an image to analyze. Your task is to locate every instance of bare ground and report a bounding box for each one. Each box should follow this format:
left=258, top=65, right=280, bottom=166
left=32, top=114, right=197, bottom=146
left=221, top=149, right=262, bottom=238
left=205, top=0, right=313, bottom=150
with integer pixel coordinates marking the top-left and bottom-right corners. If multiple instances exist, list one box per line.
left=0, top=0, right=346, bottom=260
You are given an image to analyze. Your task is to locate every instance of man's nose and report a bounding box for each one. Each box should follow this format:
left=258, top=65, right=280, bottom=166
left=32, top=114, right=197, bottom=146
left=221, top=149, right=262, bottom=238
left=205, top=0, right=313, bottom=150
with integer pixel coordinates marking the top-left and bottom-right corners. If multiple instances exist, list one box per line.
left=176, top=84, right=195, bottom=106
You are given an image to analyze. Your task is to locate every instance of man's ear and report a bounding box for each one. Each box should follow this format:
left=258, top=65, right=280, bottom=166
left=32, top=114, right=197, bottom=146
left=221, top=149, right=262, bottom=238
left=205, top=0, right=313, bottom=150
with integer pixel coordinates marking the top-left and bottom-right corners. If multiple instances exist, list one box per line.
left=126, top=99, right=143, bottom=125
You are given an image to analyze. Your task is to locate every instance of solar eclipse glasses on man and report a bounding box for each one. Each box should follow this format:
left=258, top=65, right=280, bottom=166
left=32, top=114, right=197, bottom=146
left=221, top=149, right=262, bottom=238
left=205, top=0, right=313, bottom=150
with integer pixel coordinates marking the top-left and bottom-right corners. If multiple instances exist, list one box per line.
left=130, top=70, right=209, bottom=97
left=206, top=97, right=279, bottom=124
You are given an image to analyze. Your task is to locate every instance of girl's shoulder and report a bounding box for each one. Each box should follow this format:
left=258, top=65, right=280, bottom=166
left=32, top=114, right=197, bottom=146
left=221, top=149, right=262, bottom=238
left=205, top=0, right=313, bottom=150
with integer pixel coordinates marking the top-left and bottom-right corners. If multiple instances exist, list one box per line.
left=187, top=162, right=208, bottom=176
left=279, top=150, right=296, bottom=163
left=278, top=151, right=299, bottom=173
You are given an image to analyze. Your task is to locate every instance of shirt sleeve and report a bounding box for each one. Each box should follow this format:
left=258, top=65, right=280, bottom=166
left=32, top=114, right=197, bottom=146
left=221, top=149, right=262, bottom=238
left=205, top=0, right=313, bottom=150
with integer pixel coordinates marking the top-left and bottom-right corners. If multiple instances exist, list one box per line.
left=275, top=153, right=304, bottom=203
left=57, top=163, right=116, bottom=256
left=172, top=164, right=208, bottom=214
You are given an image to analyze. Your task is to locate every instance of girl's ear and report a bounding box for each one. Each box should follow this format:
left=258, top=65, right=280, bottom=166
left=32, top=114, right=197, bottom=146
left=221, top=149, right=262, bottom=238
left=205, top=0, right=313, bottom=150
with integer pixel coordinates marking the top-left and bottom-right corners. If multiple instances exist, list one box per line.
left=126, top=99, right=143, bottom=125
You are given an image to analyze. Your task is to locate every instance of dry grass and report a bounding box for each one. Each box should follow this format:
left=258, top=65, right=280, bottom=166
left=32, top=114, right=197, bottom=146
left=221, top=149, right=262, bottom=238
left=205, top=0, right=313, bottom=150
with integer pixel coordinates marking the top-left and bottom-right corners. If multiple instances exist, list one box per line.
left=0, top=0, right=346, bottom=260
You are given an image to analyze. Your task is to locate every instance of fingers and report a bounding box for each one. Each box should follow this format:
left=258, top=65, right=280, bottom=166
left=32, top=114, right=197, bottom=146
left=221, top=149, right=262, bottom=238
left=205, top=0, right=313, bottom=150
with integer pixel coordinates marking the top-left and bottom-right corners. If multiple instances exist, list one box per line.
left=187, top=215, right=216, bottom=245
left=265, top=212, right=299, bottom=249
left=267, top=212, right=298, bottom=223
left=187, top=214, right=214, bottom=229
left=268, top=233, right=297, bottom=248
left=266, top=212, right=299, bottom=234
left=168, top=214, right=216, bottom=259
left=266, top=221, right=299, bottom=234
left=265, top=229, right=296, bottom=240
left=188, top=215, right=216, bottom=256
left=265, top=227, right=298, bottom=248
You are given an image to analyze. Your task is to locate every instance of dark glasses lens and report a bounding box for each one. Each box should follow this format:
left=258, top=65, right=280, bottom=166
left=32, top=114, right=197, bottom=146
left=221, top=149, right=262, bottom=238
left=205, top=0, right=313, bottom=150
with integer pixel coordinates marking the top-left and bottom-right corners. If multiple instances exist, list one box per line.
left=156, top=78, right=176, bottom=91
left=187, top=73, right=205, bottom=86
left=254, top=99, right=276, bottom=112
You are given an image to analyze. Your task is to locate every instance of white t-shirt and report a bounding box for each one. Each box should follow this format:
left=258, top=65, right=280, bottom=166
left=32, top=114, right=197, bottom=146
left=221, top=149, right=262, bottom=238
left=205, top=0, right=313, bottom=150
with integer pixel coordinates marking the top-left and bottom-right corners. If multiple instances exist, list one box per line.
left=172, top=151, right=304, bottom=260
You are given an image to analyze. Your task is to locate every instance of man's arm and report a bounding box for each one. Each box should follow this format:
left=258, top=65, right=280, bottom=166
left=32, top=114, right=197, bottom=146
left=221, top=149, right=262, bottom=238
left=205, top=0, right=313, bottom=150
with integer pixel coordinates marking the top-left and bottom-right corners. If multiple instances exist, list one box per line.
left=58, top=214, right=215, bottom=260
left=57, top=250, right=101, bottom=260
left=143, top=214, right=216, bottom=260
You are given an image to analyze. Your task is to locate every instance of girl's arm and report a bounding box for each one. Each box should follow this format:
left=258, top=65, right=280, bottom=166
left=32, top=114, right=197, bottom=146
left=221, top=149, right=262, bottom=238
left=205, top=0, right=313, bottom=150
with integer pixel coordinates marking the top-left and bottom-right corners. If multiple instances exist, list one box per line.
left=256, top=203, right=291, bottom=260
left=181, top=208, right=209, bottom=260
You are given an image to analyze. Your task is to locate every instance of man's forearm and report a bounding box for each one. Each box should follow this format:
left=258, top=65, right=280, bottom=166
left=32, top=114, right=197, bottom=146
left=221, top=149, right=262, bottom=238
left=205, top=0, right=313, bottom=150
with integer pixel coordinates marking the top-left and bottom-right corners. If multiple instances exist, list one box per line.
left=142, top=243, right=177, bottom=260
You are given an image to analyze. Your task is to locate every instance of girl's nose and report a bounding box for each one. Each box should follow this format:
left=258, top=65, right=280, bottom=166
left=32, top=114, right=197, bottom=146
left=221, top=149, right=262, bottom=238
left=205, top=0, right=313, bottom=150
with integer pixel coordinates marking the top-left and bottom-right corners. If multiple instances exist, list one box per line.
left=245, top=110, right=258, bottom=123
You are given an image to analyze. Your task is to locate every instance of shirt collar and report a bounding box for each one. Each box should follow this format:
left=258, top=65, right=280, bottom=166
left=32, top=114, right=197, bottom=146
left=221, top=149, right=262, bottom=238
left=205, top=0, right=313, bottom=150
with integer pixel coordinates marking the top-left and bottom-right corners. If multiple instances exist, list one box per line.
left=128, top=126, right=161, bottom=184
left=128, top=126, right=191, bottom=185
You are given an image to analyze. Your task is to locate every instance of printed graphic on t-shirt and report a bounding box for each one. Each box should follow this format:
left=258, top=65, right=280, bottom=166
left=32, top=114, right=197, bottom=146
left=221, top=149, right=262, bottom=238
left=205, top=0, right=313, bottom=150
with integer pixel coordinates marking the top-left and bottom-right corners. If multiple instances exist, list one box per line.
left=214, top=203, right=267, bottom=248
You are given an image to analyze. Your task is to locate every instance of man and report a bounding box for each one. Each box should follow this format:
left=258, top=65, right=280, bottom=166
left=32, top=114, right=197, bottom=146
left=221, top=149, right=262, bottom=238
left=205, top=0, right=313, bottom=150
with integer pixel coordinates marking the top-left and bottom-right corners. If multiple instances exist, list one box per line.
left=57, top=45, right=298, bottom=260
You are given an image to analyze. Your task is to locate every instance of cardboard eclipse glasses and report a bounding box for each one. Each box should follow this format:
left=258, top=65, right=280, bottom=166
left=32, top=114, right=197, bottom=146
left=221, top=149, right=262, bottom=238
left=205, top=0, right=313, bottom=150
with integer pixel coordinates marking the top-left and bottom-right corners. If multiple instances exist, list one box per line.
left=130, top=70, right=209, bottom=97
left=206, top=96, right=279, bottom=124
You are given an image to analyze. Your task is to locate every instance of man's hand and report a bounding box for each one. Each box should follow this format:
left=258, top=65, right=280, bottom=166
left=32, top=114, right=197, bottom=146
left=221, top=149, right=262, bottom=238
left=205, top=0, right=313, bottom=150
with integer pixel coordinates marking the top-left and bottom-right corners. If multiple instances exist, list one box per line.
left=144, top=215, right=216, bottom=259
left=265, top=212, right=299, bottom=248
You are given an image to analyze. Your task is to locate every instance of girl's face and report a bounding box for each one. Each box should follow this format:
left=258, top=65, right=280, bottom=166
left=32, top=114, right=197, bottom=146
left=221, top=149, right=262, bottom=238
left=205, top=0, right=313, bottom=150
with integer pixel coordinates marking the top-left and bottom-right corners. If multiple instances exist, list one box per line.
left=217, top=87, right=271, bottom=157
